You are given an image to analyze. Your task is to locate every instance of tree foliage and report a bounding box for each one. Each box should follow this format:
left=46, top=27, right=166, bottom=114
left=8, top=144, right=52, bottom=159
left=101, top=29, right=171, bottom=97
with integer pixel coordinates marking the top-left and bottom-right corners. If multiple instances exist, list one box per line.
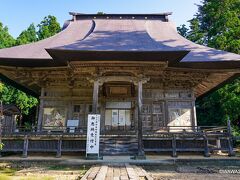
left=0, top=22, right=15, bottom=48
left=177, top=0, right=240, bottom=132
left=195, top=0, right=240, bottom=53
left=16, top=23, right=37, bottom=45
left=177, top=24, right=189, bottom=37
left=0, top=84, right=38, bottom=115
left=0, top=15, right=61, bottom=116
left=37, top=15, right=61, bottom=40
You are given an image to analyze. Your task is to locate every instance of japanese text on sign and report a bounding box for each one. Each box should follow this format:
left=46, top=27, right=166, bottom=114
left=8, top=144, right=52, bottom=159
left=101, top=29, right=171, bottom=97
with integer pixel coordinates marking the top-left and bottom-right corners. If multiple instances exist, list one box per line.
left=86, top=114, right=100, bottom=155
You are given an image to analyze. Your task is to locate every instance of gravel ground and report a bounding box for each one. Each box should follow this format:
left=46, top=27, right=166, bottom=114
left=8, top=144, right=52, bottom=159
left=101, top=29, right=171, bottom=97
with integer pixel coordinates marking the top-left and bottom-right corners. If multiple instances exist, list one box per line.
left=0, top=163, right=87, bottom=180
left=14, top=168, right=83, bottom=180
left=150, top=172, right=240, bottom=180
left=1, top=159, right=240, bottom=180
left=145, top=165, right=240, bottom=180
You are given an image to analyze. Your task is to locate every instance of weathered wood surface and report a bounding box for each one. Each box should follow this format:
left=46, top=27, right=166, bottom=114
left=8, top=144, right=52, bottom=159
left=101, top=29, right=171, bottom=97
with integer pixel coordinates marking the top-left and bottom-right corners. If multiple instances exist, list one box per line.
left=100, top=136, right=138, bottom=155
left=137, top=80, right=145, bottom=157
left=172, top=134, right=177, bottom=157
left=95, top=165, right=108, bottom=180
left=92, top=80, right=99, bottom=114
left=1, top=131, right=233, bottom=157
left=2, top=62, right=234, bottom=98
left=81, top=164, right=153, bottom=180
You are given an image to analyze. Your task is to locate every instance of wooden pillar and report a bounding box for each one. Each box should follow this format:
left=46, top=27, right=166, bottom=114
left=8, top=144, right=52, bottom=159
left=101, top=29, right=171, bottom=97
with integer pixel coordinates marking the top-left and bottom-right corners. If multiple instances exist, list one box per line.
left=56, top=138, right=62, bottom=158
left=34, top=106, right=39, bottom=132
left=164, top=100, right=169, bottom=131
left=37, top=87, right=44, bottom=132
left=136, top=80, right=145, bottom=158
left=203, top=134, right=210, bottom=157
left=216, top=137, right=222, bottom=154
left=192, top=100, right=197, bottom=131
left=227, top=137, right=235, bottom=156
left=172, top=134, right=177, bottom=157
left=92, top=81, right=99, bottom=114
left=227, top=119, right=235, bottom=156
left=0, top=101, right=3, bottom=157
left=22, top=135, right=29, bottom=158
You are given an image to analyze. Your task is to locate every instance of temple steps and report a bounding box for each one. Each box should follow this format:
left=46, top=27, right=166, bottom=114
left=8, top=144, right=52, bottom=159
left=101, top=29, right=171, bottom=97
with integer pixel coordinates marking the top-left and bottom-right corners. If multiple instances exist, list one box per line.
left=100, top=136, right=138, bottom=155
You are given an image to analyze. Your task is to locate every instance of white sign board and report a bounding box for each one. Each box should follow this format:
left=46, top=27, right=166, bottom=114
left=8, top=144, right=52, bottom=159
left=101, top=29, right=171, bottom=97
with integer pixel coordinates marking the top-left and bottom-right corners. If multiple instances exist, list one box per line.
left=67, top=120, right=79, bottom=133
left=86, top=114, right=101, bottom=155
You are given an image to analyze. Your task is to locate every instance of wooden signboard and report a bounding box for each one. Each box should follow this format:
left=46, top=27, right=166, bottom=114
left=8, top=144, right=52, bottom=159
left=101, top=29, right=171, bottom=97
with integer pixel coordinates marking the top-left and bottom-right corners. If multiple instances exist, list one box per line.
left=86, top=114, right=100, bottom=158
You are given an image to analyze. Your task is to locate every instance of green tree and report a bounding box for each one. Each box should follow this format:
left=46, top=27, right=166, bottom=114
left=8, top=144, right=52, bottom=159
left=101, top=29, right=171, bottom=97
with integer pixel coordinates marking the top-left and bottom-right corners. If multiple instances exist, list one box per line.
left=0, top=15, right=61, bottom=117
left=195, top=0, right=240, bottom=53
left=187, top=18, right=206, bottom=45
left=197, top=78, right=240, bottom=125
left=177, top=24, right=189, bottom=38
left=0, top=22, right=38, bottom=116
left=178, top=0, right=240, bottom=132
left=16, top=23, right=37, bottom=45
left=97, top=12, right=105, bottom=15
left=37, top=15, right=61, bottom=40
left=0, top=22, right=15, bottom=48
left=0, top=84, right=38, bottom=115
left=0, top=82, right=3, bottom=92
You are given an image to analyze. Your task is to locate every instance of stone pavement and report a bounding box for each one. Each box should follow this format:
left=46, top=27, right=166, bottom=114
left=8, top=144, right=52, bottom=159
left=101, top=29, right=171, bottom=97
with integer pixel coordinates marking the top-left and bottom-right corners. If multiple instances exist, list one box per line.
left=81, top=164, right=153, bottom=180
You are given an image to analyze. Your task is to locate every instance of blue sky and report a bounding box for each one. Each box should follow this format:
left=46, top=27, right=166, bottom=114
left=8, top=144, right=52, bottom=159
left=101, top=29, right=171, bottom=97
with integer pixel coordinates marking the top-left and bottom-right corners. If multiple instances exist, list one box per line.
left=0, top=0, right=201, bottom=38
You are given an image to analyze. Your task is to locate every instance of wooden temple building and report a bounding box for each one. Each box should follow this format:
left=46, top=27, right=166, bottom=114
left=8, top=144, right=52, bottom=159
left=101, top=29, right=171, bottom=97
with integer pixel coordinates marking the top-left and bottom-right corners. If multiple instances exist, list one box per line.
left=0, top=12, right=240, bottom=158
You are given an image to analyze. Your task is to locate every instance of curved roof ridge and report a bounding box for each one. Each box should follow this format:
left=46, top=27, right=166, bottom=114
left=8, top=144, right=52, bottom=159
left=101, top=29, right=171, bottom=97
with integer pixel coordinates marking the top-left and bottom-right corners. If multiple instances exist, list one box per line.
left=69, top=12, right=172, bottom=21
left=51, top=19, right=181, bottom=51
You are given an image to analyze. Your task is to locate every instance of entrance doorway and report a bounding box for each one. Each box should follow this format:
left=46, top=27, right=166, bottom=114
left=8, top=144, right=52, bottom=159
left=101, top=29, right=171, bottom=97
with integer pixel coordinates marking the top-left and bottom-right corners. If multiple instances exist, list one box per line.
left=104, top=102, right=132, bottom=131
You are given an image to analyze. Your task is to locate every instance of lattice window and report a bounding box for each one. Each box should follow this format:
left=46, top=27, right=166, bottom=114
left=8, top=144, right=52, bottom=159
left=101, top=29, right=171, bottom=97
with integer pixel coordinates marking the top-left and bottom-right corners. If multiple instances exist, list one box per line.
left=152, top=90, right=164, bottom=100
left=142, top=115, right=152, bottom=130
left=142, top=104, right=151, bottom=114
left=152, top=114, right=165, bottom=129
left=141, top=102, right=165, bottom=130
left=141, top=104, right=152, bottom=130
left=143, top=89, right=152, bottom=99
left=152, top=102, right=165, bottom=130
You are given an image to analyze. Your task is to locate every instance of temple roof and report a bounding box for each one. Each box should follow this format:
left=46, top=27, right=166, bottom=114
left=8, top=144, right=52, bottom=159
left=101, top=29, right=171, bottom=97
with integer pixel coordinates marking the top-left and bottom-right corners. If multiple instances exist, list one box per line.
left=0, top=13, right=240, bottom=68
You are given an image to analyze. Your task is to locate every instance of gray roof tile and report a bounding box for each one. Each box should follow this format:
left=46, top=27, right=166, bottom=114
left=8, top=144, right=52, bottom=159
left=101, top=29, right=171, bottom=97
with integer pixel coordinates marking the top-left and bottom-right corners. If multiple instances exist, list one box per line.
left=0, top=15, right=239, bottom=65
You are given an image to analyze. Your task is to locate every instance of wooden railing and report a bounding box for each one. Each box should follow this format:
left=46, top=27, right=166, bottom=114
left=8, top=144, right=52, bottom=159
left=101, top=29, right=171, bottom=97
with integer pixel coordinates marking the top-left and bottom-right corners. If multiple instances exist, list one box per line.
left=143, top=126, right=229, bottom=136
left=0, top=125, right=231, bottom=136
left=0, top=122, right=236, bottom=158
left=1, top=126, right=88, bottom=136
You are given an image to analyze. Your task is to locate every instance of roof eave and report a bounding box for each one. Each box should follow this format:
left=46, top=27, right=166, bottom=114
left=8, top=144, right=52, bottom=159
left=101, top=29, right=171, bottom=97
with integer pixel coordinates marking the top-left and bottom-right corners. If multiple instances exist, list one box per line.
left=0, top=57, right=67, bottom=67
left=172, top=61, right=240, bottom=69
left=46, top=49, right=189, bottom=63
left=197, top=73, right=240, bottom=100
